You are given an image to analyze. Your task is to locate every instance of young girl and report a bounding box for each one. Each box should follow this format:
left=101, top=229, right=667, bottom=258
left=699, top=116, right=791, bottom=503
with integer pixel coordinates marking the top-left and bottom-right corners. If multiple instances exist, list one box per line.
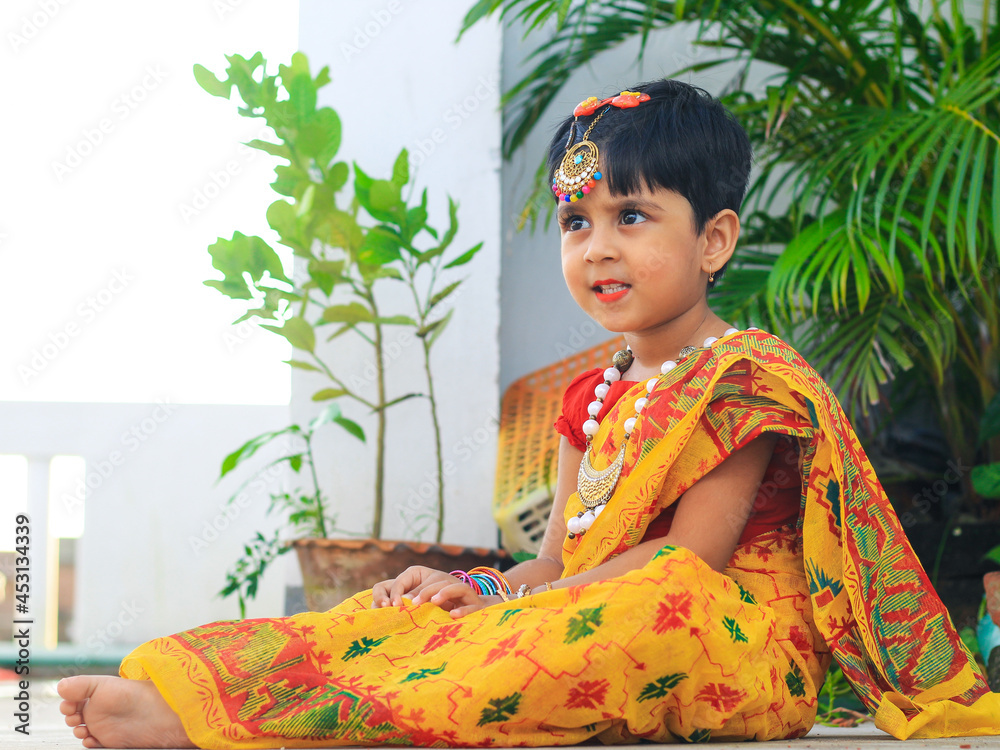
left=58, top=80, right=999, bottom=748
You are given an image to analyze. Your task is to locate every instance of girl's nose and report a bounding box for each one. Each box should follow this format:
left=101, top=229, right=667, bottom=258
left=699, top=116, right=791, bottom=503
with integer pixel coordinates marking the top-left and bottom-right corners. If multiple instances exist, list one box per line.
left=583, top=226, right=619, bottom=263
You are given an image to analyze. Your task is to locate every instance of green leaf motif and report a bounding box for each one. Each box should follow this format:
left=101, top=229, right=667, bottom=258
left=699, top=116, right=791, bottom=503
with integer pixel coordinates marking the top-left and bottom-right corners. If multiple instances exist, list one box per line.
left=342, top=635, right=390, bottom=661
left=686, top=728, right=711, bottom=743
left=477, top=692, right=521, bottom=726
left=785, top=663, right=806, bottom=697
left=400, top=662, right=446, bottom=683
left=637, top=672, right=687, bottom=702
left=497, top=609, right=522, bottom=626
left=723, top=616, right=748, bottom=643
left=564, top=604, right=605, bottom=644
left=737, top=584, right=757, bottom=605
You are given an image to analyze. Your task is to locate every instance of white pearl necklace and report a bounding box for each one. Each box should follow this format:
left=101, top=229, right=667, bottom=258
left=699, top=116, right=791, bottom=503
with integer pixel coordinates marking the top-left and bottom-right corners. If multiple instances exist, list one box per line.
left=568, top=327, right=747, bottom=539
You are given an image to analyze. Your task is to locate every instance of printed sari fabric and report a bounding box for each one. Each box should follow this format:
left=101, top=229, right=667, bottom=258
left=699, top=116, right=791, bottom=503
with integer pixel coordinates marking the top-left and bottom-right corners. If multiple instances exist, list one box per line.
left=120, top=330, right=1000, bottom=747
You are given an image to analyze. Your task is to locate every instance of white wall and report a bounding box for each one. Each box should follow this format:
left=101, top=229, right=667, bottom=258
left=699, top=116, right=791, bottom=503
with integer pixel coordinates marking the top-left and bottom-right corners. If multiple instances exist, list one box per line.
left=294, top=1, right=503, bottom=547
left=0, top=402, right=290, bottom=649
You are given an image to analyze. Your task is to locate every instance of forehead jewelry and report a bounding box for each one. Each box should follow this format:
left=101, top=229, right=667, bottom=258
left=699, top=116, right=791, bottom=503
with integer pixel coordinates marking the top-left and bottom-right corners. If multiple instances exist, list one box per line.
left=552, top=91, right=651, bottom=203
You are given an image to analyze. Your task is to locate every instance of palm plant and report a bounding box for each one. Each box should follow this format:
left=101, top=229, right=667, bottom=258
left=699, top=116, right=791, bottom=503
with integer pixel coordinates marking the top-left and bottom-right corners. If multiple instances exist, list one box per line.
left=463, top=0, right=1000, bottom=515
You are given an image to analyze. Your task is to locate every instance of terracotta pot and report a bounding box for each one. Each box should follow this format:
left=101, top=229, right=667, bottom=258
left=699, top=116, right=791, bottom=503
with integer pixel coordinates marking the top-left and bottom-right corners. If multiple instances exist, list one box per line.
left=292, top=538, right=510, bottom=612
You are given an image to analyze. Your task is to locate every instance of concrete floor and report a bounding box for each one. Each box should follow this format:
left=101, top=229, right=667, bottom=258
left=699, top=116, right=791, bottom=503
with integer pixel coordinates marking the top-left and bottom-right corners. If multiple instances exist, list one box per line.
left=3, top=680, right=999, bottom=749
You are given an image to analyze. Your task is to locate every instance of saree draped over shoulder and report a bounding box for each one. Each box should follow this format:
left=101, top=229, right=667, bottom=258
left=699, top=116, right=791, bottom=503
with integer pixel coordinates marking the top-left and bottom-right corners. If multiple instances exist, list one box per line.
left=121, top=331, right=1000, bottom=747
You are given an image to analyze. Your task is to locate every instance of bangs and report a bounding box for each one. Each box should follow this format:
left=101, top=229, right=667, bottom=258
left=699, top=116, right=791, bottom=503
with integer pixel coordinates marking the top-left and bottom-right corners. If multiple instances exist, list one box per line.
left=546, top=80, right=752, bottom=233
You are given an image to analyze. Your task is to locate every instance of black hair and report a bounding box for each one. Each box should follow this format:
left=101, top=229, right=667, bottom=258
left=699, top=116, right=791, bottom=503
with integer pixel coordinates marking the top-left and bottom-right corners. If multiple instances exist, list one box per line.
left=546, top=80, right=752, bottom=286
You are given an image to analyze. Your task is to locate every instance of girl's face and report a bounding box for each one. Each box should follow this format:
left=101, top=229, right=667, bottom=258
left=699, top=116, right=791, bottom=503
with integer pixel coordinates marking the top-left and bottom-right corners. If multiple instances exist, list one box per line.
left=558, top=178, right=712, bottom=339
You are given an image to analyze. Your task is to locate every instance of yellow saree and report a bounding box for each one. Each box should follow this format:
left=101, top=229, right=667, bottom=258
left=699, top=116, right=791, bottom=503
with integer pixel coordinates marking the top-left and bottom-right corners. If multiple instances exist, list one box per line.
left=121, top=330, right=1000, bottom=746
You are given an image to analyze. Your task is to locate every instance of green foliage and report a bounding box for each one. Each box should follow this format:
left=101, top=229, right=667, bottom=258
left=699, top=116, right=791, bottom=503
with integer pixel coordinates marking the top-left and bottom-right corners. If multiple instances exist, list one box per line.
left=216, top=404, right=363, bottom=615
left=974, top=393, right=1000, bottom=499
left=815, top=662, right=868, bottom=727
left=986, top=544, right=1000, bottom=565
left=465, top=0, right=1000, bottom=515
left=199, top=52, right=484, bottom=609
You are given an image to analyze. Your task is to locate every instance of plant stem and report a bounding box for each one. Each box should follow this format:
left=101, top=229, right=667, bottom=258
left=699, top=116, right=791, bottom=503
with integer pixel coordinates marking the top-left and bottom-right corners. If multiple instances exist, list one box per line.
left=403, top=255, right=448, bottom=543
left=304, top=431, right=328, bottom=538
left=363, top=284, right=386, bottom=539
left=931, top=513, right=955, bottom=588
left=421, top=335, right=446, bottom=543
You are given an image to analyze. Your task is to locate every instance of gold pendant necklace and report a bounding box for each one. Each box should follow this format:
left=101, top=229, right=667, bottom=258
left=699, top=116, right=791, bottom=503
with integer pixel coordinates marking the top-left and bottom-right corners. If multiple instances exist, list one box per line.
left=567, top=332, right=741, bottom=539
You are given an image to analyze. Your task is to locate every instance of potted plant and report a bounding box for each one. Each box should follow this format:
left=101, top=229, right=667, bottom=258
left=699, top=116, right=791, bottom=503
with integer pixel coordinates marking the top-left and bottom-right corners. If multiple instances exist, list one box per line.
left=196, top=52, right=504, bottom=615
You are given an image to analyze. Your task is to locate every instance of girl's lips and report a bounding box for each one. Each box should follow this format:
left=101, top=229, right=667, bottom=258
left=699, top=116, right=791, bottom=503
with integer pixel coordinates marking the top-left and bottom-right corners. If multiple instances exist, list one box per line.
left=593, top=282, right=631, bottom=302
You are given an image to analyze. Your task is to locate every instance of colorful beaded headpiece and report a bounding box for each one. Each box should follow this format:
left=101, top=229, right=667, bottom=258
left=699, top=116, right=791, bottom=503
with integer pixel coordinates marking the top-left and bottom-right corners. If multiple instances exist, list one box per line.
left=552, top=91, right=652, bottom=203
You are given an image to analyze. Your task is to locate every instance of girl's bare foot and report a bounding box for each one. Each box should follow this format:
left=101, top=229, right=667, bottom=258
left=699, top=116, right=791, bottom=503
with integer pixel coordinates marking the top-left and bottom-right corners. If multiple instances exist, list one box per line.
left=57, top=675, right=195, bottom=748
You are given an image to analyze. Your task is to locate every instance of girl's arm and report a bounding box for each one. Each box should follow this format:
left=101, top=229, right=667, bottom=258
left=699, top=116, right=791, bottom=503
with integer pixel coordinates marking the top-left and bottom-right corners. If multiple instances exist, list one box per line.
left=436, top=432, right=778, bottom=616
left=500, top=436, right=582, bottom=588
left=537, top=432, right=779, bottom=593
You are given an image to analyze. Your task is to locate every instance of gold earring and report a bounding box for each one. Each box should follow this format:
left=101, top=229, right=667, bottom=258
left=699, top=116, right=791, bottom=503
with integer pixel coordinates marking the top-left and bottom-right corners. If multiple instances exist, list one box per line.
left=708, top=264, right=715, bottom=283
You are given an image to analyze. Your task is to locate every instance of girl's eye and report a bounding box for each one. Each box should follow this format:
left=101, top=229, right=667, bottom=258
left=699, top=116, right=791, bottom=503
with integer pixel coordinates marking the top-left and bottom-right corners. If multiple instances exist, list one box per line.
left=621, top=209, right=647, bottom=226
left=562, top=215, right=591, bottom=232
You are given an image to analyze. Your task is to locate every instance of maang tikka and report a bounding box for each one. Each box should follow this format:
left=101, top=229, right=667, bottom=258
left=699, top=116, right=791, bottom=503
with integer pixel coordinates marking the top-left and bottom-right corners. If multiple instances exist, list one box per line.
left=552, top=91, right=651, bottom=203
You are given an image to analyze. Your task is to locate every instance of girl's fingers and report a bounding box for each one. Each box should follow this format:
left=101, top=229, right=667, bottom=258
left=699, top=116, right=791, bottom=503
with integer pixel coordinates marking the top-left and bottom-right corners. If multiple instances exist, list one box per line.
left=430, top=583, right=478, bottom=608
left=410, top=580, right=452, bottom=605
left=449, top=601, right=486, bottom=619
left=388, top=568, right=422, bottom=606
left=370, top=581, right=392, bottom=608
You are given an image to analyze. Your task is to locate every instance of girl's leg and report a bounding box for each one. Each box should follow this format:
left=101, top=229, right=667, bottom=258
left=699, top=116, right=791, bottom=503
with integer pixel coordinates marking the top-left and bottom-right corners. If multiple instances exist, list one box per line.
left=57, top=675, right=196, bottom=749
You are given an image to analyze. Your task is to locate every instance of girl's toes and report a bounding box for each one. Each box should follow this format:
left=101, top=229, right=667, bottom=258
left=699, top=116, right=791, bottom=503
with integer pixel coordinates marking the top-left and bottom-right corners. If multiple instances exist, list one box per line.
left=64, top=712, right=83, bottom=727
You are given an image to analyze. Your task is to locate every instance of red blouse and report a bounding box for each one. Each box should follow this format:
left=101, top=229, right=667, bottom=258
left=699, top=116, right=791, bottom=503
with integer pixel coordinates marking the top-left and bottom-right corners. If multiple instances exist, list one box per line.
left=554, top=367, right=800, bottom=544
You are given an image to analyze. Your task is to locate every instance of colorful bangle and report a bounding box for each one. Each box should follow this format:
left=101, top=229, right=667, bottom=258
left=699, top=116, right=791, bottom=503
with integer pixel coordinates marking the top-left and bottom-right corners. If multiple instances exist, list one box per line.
left=468, top=566, right=512, bottom=596
left=449, top=569, right=473, bottom=587
left=469, top=573, right=498, bottom=596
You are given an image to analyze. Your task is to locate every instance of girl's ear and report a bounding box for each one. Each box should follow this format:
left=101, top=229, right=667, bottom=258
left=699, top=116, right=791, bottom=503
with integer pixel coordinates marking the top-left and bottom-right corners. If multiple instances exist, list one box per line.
left=701, top=209, right=740, bottom=273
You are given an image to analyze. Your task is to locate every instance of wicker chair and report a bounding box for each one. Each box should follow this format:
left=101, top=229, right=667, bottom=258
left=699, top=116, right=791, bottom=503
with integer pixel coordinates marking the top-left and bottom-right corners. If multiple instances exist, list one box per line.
left=492, top=337, right=621, bottom=554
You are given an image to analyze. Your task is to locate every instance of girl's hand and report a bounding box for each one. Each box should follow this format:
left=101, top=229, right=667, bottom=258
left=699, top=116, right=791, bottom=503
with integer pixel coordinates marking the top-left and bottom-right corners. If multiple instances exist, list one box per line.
left=371, top=566, right=458, bottom=608
left=411, top=580, right=503, bottom=618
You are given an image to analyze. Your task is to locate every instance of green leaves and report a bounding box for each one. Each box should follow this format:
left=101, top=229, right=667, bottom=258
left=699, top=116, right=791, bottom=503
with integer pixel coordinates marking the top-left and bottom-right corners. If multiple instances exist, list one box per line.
left=205, top=232, right=290, bottom=302
left=193, top=63, right=231, bottom=98
left=972, top=464, right=1000, bottom=499
left=200, top=50, right=486, bottom=554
